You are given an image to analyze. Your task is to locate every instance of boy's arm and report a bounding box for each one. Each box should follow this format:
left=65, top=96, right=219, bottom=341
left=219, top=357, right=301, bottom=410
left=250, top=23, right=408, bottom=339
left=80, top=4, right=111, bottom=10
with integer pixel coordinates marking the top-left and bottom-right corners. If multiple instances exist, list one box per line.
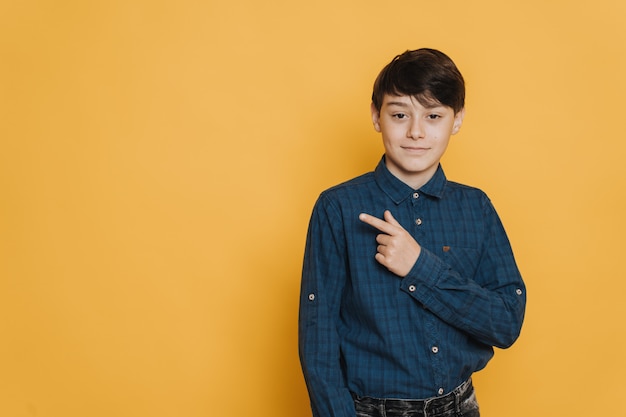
left=299, top=195, right=356, bottom=417
left=360, top=200, right=526, bottom=349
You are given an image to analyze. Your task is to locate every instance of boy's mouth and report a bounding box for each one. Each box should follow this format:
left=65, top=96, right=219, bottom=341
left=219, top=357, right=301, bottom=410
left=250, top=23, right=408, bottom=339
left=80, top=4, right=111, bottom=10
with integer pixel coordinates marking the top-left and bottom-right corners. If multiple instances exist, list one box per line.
left=402, top=146, right=429, bottom=153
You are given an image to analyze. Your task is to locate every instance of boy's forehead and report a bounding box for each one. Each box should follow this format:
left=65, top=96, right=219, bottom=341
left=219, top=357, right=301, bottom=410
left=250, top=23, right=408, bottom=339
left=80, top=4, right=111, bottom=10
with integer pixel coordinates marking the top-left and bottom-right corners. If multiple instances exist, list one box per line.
left=382, top=93, right=446, bottom=109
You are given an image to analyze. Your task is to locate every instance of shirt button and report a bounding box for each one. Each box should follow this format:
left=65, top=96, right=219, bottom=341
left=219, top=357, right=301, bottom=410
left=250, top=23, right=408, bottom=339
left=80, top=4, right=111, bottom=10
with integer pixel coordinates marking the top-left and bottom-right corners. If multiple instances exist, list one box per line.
left=516, top=289, right=523, bottom=295
left=438, top=388, right=444, bottom=395
left=431, top=346, right=439, bottom=354
left=413, top=192, right=419, bottom=199
left=308, top=293, right=315, bottom=301
left=408, top=285, right=416, bottom=292
left=415, top=218, right=423, bottom=226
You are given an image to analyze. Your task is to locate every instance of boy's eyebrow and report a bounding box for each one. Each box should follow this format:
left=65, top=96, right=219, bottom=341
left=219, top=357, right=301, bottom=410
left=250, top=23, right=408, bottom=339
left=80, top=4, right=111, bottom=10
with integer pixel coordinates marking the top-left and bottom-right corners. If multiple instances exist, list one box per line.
left=385, top=101, right=410, bottom=107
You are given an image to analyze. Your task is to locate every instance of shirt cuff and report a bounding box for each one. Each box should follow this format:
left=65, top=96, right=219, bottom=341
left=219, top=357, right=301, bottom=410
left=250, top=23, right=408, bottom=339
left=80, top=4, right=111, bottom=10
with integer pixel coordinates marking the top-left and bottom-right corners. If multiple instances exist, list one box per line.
left=400, top=247, right=446, bottom=296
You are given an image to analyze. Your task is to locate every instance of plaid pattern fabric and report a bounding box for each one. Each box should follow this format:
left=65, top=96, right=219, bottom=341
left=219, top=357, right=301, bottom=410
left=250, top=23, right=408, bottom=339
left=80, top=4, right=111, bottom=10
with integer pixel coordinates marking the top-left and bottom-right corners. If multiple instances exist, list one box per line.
left=299, top=157, right=526, bottom=417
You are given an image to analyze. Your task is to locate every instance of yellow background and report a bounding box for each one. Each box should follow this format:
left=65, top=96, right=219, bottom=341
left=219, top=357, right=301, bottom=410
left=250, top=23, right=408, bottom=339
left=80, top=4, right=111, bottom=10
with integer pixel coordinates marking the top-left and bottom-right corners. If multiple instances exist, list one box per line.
left=1, top=1, right=625, bottom=416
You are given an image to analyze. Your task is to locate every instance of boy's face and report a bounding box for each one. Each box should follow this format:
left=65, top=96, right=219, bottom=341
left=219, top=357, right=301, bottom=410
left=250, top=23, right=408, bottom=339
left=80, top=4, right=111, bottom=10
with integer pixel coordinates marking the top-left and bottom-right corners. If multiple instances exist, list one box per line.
left=371, top=94, right=464, bottom=189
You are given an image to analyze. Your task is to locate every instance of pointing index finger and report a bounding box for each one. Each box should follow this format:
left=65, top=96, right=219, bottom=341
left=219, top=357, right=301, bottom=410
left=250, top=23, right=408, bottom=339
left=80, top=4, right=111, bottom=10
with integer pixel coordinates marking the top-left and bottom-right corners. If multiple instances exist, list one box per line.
left=359, top=212, right=397, bottom=235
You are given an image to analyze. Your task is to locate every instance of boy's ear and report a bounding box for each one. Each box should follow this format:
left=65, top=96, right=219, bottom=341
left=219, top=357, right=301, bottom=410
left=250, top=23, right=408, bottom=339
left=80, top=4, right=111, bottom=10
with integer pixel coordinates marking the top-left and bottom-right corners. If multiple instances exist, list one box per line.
left=370, top=102, right=381, bottom=132
left=452, top=108, right=466, bottom=134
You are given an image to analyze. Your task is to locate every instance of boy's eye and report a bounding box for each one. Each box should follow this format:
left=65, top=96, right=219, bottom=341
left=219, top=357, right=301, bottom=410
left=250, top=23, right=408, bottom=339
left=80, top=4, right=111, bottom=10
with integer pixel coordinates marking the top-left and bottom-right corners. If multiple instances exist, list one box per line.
left=393, top=113, right=408, bottom=119
left=427, top=114, right=441, bottom=120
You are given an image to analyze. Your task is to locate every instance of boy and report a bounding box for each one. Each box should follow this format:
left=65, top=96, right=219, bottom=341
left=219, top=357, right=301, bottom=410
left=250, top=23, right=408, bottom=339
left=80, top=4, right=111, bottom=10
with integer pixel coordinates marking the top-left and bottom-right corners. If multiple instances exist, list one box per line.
left=298, top=49, right=526, bottom=417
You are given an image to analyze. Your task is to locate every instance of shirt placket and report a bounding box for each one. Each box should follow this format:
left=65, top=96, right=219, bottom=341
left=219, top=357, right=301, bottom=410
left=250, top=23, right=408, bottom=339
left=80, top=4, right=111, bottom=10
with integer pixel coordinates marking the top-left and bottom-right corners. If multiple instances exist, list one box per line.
left=408, top=191, right=445, bottom=396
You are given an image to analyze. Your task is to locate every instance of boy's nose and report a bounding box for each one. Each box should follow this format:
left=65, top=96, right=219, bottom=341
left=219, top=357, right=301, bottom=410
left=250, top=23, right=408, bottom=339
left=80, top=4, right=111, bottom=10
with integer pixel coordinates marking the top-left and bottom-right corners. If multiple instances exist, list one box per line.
left=407, top=120, right=425, bottom=139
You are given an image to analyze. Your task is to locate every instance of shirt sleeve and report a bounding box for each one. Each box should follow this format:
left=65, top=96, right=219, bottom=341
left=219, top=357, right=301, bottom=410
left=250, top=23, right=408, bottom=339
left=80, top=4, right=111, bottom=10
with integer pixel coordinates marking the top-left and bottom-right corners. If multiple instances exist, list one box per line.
left=298, top=194, right=356, bottom=417
left=401, top=195, right=527, bottom=349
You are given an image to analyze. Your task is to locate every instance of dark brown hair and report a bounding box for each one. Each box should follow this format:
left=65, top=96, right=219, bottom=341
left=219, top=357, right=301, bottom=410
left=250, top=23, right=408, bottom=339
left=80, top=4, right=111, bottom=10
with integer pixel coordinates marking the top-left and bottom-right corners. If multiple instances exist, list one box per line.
left=372, top=48, right=465, bottom=114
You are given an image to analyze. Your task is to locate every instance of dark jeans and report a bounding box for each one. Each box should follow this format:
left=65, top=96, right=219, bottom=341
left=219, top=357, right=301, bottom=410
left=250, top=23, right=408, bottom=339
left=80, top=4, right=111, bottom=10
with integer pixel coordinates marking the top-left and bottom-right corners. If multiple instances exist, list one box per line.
left=352, top=379, right=480, bottom=417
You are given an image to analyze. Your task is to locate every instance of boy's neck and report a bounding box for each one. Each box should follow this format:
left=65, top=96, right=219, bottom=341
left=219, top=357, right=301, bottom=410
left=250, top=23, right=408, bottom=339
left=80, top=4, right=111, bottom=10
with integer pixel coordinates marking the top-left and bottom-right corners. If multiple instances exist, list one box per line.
left=385, top=161, right=439, bottom=190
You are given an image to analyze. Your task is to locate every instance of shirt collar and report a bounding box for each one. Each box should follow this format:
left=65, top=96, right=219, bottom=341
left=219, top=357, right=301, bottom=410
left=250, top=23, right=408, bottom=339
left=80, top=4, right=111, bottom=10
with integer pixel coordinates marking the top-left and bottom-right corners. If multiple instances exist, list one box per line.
left=374, top=156, right=447, bottom=204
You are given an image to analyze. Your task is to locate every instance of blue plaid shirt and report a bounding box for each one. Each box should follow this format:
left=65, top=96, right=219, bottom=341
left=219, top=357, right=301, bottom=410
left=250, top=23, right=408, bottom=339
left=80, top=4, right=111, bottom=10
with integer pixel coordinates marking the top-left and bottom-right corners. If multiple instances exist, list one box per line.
left=299, top=157, right=526, bottom=417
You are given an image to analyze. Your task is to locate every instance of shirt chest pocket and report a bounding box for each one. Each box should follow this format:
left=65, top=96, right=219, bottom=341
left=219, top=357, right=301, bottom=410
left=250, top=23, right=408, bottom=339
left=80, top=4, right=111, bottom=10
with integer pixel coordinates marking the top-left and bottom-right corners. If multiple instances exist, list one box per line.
left=437, top=245, right=481, bottom=279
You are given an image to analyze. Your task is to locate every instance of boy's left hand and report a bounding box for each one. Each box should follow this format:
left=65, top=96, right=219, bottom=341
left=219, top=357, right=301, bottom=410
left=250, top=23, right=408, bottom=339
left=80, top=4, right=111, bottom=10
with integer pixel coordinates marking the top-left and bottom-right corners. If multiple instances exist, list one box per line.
left=359, top=210, right=421, bottom=277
